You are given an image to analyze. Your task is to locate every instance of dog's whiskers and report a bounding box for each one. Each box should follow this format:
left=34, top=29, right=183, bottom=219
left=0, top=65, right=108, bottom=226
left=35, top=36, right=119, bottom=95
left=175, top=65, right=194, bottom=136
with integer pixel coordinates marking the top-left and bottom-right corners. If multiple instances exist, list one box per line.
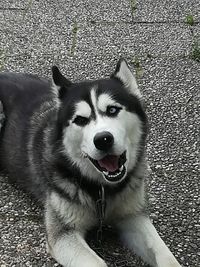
left=81, top=151, right=88, bottom=158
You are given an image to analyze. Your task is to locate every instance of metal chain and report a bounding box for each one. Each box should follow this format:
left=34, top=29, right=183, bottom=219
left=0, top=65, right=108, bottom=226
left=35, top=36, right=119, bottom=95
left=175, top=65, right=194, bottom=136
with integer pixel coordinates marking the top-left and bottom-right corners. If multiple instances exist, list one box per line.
left=96, top=184, right=106, bottom=243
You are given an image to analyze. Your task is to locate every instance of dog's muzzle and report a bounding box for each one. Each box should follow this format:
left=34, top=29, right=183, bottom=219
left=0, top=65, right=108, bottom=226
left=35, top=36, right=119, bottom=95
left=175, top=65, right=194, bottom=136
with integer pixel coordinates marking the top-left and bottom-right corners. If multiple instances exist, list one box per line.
left=89, top=151, right=127, bottom=183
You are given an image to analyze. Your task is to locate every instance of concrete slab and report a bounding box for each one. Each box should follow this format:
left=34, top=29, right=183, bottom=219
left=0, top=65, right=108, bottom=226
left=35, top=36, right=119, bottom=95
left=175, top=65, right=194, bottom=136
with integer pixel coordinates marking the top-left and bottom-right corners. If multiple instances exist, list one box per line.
left=142, top=57, right=199, bottom=267
left=29, top=0, right=132, bottom=23
left=76, top=22, right=193, bottom=63
left=0, top=217, right=57, bottom=266
left=0, top=9, right=72, bottom=60
left=0, top=176, right=42, bottom=218
left=2, top=22, right=194, bottom=78
left=193, top=25, right=200, bottom=39
left=1, top=18, right=193, bottom=58
left=132, top=0, right=200, bottom=22
left=0, top=0, right=28, bottom=10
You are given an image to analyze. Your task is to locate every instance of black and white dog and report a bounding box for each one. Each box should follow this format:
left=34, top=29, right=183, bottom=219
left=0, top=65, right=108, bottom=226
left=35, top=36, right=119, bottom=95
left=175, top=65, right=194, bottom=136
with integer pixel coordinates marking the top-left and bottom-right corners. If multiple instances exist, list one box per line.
left=0, top=59, right=181, bottom=267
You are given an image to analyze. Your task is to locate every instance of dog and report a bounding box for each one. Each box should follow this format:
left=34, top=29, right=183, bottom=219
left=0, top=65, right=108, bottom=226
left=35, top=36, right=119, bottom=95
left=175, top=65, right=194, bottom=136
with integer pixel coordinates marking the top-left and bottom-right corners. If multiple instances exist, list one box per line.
left=0, top=59, right=181, bottom=267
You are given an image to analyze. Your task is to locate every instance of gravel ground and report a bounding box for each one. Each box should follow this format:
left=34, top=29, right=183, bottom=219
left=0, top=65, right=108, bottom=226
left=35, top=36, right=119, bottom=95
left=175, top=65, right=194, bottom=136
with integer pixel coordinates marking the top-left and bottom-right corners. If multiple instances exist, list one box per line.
left=0, top=0, right=199, bottom=266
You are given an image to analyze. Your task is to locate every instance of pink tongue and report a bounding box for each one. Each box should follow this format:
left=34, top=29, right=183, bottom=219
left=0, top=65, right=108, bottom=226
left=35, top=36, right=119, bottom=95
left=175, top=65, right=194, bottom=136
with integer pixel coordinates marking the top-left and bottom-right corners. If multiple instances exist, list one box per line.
left=98, top=155, right=119, bottom=172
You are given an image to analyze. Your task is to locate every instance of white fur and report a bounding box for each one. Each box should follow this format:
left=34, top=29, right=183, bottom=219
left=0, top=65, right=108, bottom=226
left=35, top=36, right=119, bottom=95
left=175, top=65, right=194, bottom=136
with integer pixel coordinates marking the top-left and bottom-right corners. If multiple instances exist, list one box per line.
left=74, top=101, right=91, bottom=118
left=53, top=178, right=77, bottom=200
left=49, top=191, right=96, bottom=230
left=48, top=232, right=107, bottom=267
left=90, top=88, right=98, bottom=113
left=107, top=180, right=146, bottom=222
left=46, top=196, right=106, bottom=267
left=51, top=79, right=62, bottom=107
left=97, top=93, right=122, bottom=112
left=115, top=60, right=141, bottom=98
left=117, top=215, right=181, bottom=267
left=51, top=79, right=60, bottom=95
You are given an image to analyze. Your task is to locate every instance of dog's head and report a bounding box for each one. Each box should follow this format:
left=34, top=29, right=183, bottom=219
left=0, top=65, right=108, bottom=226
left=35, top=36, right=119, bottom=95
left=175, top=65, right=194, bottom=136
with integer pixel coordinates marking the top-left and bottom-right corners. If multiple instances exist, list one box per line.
left=52, top=59, right=147, bottom=185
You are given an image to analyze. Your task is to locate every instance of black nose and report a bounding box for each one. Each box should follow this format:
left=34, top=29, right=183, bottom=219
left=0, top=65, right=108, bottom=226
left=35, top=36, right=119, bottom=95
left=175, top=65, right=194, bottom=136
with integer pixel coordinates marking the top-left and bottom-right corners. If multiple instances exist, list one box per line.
left=94, top=131, right=114, bottom=151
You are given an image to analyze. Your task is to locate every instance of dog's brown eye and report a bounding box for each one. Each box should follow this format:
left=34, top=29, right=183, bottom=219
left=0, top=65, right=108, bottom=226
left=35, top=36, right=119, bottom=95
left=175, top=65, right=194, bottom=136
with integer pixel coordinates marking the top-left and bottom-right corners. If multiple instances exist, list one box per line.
left=73, top=116, right=89, bottom=126
left=106, top=106, right=122, bottom=116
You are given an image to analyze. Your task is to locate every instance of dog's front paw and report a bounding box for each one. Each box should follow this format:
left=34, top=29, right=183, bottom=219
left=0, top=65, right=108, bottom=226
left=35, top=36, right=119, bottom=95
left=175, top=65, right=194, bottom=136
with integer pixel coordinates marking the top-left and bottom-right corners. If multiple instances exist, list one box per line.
left=76, top=258, right=107, bottom=267
left=156, top=254, right=182, bottom=267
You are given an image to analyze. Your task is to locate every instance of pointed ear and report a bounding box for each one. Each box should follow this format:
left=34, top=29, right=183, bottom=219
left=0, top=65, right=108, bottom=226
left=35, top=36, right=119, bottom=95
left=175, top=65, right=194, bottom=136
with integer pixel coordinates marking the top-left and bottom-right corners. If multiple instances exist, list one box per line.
left=52, top=66, right=72, bottom=99
left=112, top=58, right=141, bottom=98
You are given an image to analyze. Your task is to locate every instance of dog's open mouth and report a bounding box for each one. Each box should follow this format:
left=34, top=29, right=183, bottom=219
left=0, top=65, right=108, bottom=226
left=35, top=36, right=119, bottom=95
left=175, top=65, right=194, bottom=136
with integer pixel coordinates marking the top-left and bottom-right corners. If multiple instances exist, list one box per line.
left=89, top=151, right=127, bottom=183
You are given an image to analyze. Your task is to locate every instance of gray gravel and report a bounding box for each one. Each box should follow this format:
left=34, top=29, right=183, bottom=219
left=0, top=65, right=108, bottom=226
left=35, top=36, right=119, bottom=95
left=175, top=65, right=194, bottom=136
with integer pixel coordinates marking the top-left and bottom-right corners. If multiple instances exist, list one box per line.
left=132, top=0, right=200, bottom=22
left=0, top=0, right=200, bottom=267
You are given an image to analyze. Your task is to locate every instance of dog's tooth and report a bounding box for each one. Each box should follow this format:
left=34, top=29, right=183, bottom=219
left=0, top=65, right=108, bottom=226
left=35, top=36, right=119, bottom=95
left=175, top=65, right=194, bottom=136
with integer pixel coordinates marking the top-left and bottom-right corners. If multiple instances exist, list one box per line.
left=119, top=165, right=124, bottom=172
left=103, top=171, right=109, bottom=176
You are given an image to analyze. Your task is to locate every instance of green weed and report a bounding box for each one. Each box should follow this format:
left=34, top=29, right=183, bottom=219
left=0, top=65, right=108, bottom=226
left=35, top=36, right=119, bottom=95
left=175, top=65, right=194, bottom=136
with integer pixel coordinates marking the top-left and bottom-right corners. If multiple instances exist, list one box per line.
left=130, top=0, right=137, bottom=13
left=185, top=14, right=195, bottom=26
left=191, top=41, right=200, bottom=62
left=185, top=14, right=200, bottom=62
left=70, top=22, right=78, bottom=56
left=131, top=56, right=144, bottom=79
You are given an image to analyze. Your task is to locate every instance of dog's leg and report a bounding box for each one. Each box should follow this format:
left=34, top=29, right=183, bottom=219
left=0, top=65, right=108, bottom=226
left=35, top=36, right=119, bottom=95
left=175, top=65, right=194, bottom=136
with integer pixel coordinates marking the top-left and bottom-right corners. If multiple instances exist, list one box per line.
left=45, top=198, right=107, bottom=267
left=46, top=231, right=107, bottom=267
left=117, top=215, right=181, bottom=267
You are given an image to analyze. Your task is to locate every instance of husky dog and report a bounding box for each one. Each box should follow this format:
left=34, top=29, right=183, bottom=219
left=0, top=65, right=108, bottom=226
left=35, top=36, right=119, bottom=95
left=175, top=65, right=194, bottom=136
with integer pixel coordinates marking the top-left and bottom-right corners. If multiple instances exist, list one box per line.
left=0, top=59, right=181, bottom=267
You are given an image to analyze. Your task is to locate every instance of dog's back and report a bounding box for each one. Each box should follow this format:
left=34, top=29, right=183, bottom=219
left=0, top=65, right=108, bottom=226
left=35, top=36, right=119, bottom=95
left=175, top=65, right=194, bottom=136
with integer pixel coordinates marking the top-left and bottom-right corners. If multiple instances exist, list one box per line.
left=0, top=73, right=56, bottom=199
left=0, top=73, right=51, bottom=111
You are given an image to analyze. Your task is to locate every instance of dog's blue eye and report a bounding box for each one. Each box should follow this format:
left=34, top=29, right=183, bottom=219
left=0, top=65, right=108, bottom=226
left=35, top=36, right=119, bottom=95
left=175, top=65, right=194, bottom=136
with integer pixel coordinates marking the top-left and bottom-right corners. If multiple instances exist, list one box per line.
left=73, top=116, right=89, bottom=126
left=107, top=106, right=121, bottom=116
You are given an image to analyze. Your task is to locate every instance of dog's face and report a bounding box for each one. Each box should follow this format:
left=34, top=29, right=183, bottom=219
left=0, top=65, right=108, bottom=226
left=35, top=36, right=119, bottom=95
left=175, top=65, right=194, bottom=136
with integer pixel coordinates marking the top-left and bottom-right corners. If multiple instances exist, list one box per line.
left=52, top=59, right=147, bottom=185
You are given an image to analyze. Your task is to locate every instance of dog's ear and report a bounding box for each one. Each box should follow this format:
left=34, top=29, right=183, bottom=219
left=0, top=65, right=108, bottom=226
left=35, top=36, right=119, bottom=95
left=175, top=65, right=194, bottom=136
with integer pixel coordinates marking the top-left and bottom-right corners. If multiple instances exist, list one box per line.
left=52, top=66, right=72, bottom=99
left=112, top=58, right=141, bottom=98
